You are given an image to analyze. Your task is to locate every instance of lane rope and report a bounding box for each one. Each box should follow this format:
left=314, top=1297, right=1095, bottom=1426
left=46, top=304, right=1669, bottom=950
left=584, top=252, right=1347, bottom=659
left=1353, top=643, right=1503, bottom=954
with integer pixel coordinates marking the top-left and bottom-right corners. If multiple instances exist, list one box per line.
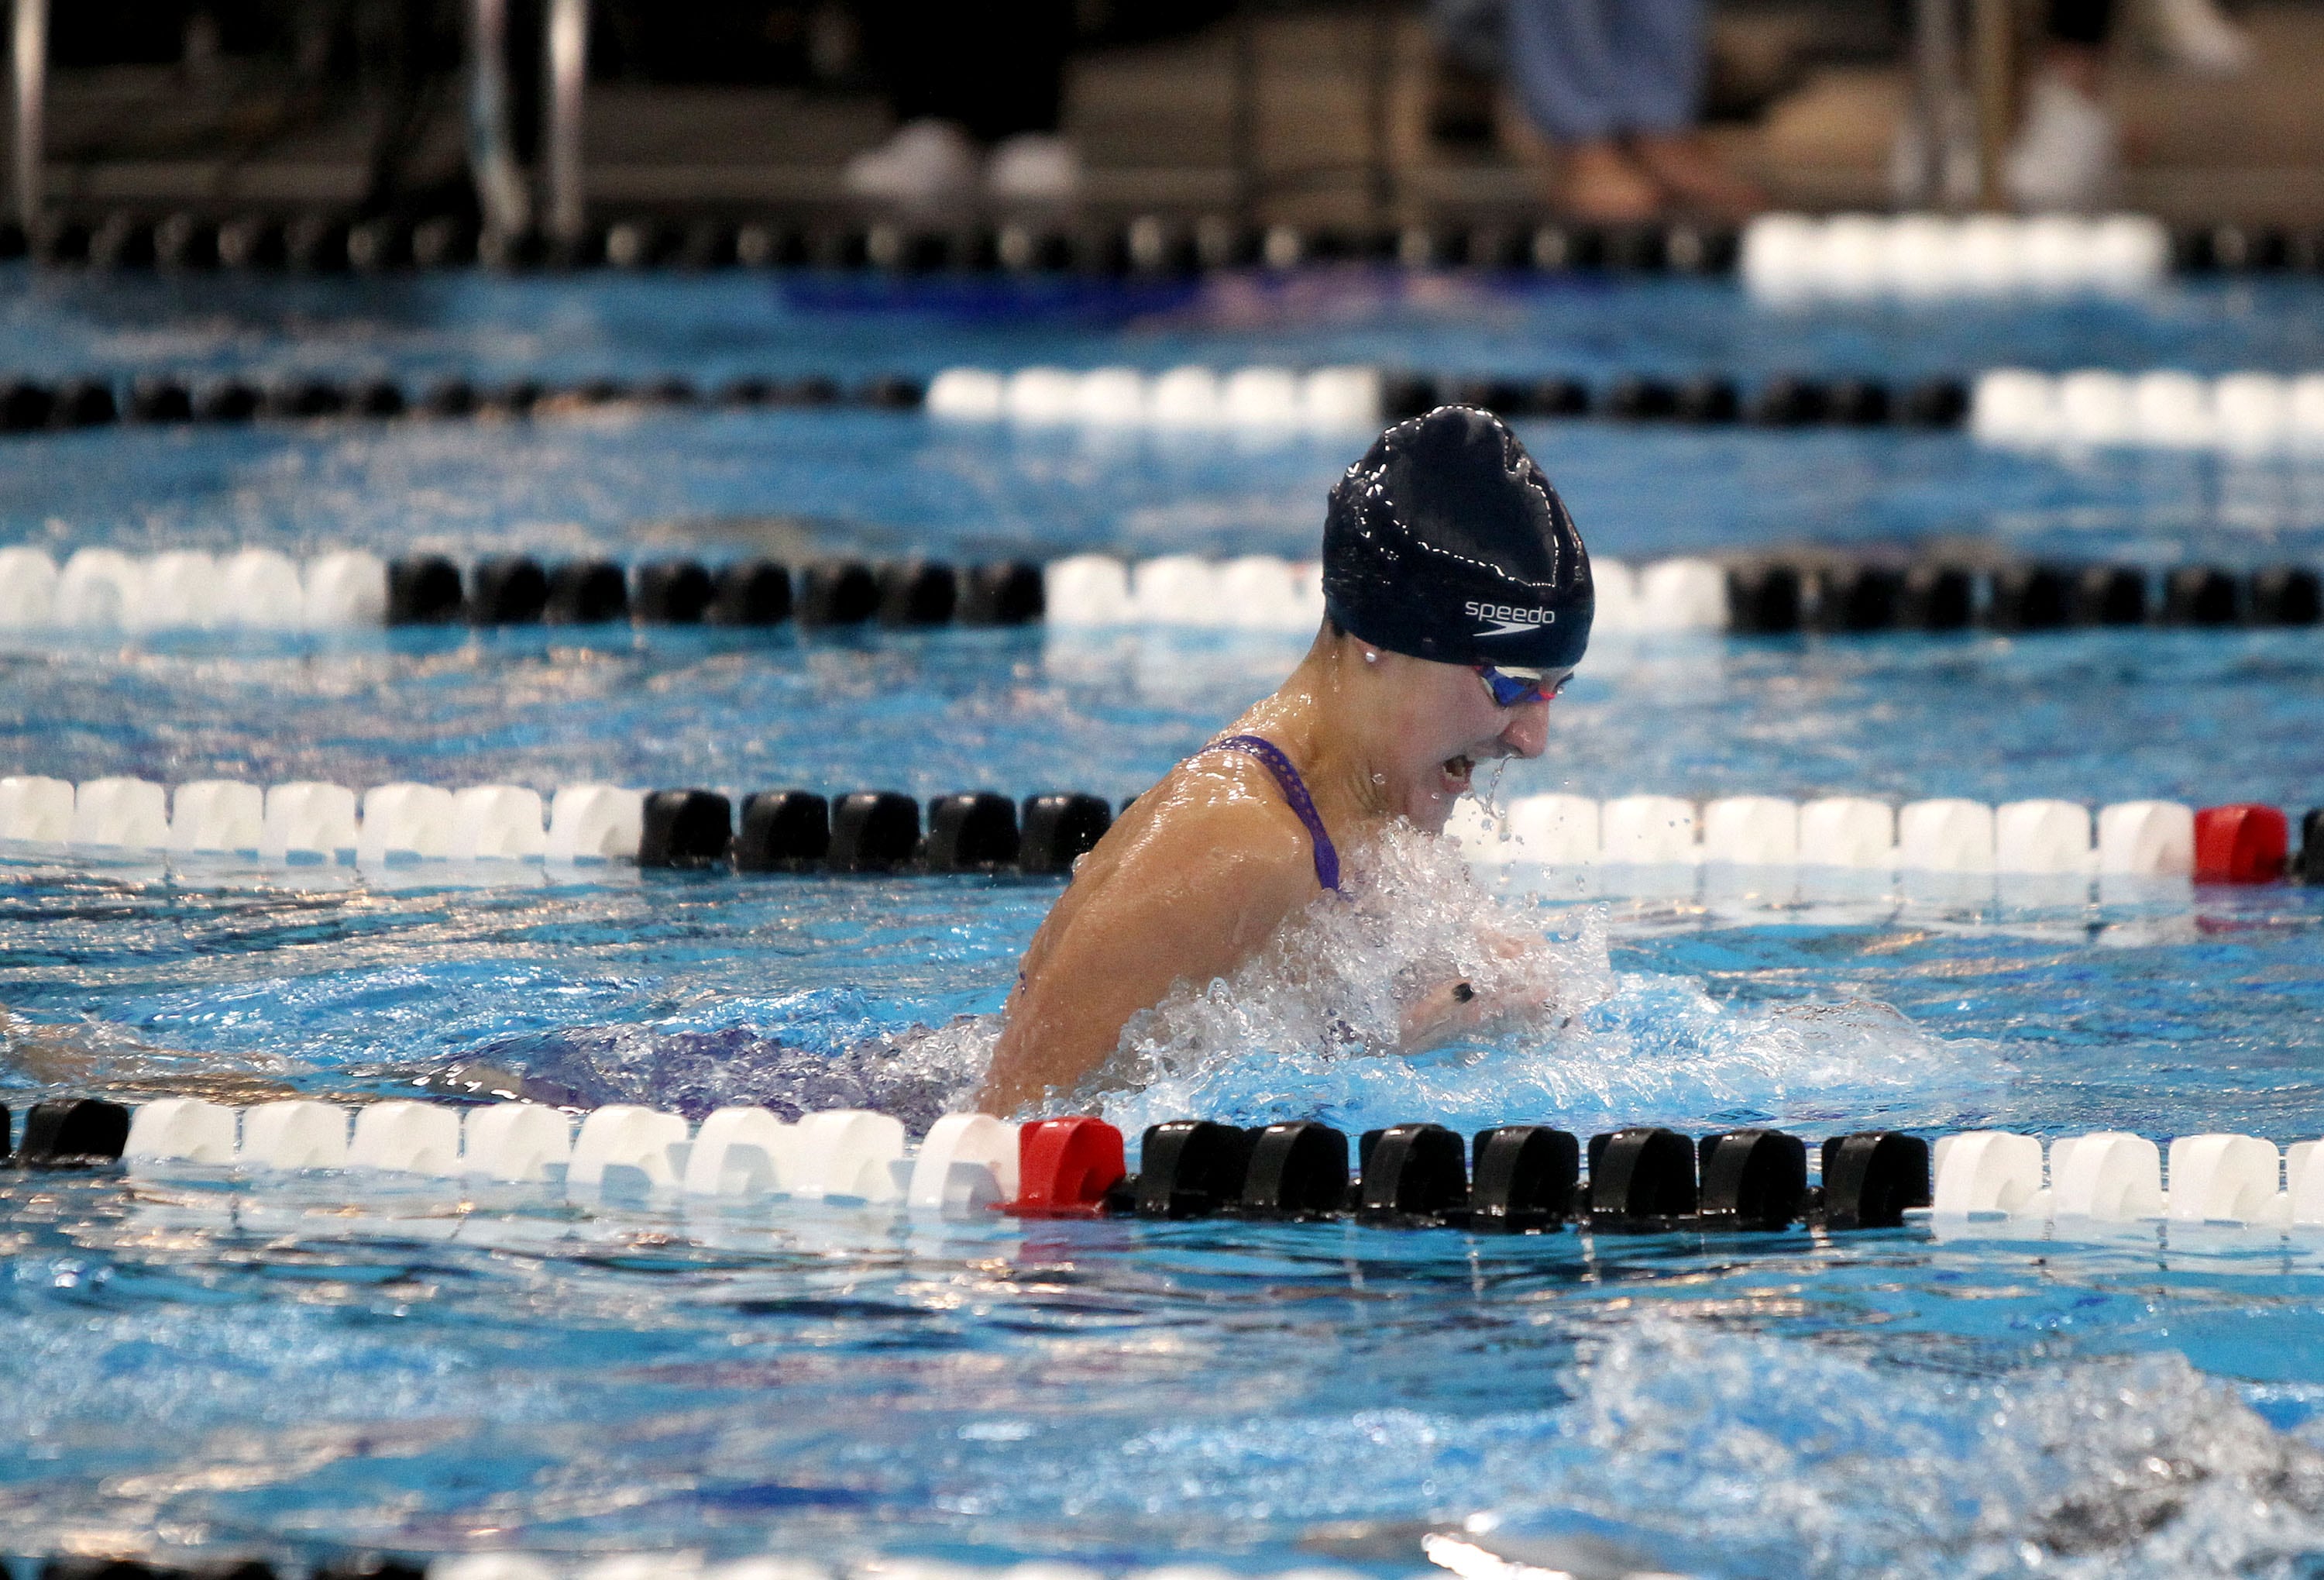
left=3, top=548, right=2316, bottom=636
left=16, top=207, right=2316, bottom=282
left=5, top=776, right=2318, bottom=886
left=12, top=356, right=2324, bottom=455
left=15, top=1092, right=2324, bottom=1244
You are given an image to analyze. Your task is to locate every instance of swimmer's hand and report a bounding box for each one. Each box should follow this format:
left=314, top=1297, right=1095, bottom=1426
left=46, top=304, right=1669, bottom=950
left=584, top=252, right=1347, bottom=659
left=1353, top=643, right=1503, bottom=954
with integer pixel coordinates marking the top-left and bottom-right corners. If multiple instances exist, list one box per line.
left=1394, top=931, right=1563, bottom=1054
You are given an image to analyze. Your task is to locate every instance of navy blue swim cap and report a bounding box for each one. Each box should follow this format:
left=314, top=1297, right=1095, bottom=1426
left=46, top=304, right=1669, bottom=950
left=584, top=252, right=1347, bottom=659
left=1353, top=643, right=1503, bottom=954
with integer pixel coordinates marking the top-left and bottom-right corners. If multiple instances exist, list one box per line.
left=1322, top=405, right=1592, bottom=671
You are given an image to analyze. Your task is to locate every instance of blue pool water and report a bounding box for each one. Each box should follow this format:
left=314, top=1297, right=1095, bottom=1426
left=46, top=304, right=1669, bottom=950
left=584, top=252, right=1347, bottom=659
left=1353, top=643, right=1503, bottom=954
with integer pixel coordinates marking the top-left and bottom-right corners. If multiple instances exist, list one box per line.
left=4, top=267, right=2324, bottom=1578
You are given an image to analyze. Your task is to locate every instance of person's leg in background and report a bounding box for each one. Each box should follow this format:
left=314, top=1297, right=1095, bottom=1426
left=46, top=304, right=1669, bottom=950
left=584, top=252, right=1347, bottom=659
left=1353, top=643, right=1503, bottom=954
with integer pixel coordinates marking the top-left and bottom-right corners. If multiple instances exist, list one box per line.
left=1507, top=0, right=1762, bottom=219
left=2006, top=0, right=2122, bottom=209
left=2009, top=0, right=2252, bottom=210
left=1607, top=0, right=1765, bottom=215
left=1505, top=0, right=1662, bottom=221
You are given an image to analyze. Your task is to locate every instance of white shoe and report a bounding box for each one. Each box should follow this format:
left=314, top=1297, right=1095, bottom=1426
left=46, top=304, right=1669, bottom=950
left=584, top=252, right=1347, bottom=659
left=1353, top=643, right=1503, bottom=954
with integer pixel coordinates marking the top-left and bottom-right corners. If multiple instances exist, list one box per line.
left=842, top=119, right=979, bottom=206
left=2143, top=0, right=2254, bottom=76
left=985, top=134, right=1083, bottom=203
left=2005, top=76, right=2123, bottom=212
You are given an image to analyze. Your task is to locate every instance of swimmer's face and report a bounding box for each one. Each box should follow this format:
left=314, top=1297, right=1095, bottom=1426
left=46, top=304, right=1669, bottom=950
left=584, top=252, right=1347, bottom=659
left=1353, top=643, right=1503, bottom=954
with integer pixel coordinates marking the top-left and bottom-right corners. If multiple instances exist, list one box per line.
left=1369, top=646, right=1566, bottom=831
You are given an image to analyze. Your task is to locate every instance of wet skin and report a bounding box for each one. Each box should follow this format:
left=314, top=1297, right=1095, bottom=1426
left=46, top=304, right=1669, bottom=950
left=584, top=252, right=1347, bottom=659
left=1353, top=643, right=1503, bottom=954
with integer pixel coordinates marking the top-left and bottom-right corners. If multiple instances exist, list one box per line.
left=979, top=623, right=1566, bottom=1115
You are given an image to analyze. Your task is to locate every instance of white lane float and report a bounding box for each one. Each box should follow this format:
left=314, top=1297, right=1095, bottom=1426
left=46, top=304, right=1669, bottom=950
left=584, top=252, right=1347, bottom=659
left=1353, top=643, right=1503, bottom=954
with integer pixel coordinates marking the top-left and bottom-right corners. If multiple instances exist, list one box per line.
left=139, top=549, right=220, bottom=630
left=930, top=365, right=1387, bottom=435
left=1896, top=799, right=1996, bottom=873
left=53, top=547, right=142, bottom=627
left=303, top=549, right=389, bottom=626
left=0, top=773, right=74, bottom=842
left=70, top=776, right=170, bottom=850
left=464, top=1102, right=573, bottom=1183
left=2097, top=800, right=2195, bottom=876
left=349, top=1100, right=465, bottom=1176
left=1799, top=797, right=1895, bottom=868
left=451, top=784, right=548, bottom=860
left=1701, top=796, right=1800, bottom=866
left=2049, top=1132, right=2163, bottom=1222
left=170, top=780, right=265, bottom=855
left=1599, top=795, right=1699, bottom=865
left=909, top=1112, right=1020, bottom=1213
left=1932, top=1131, right=2045, bottom=1217
left=567, top=1104, right=690, bottom=1197
left=358, top=782, right=458, bottom=864
left=238, top=1100, right=352, bottom=1170
left=2166, top=1133, right=2283, bottom=1225
left=682, top=1106, right=797, bottom=1197
left=547, top=783, right=646, bottom=862
left=1506, top=793, right=1600, bottom=865
left=1973, top=367, right=2324, bottom=454
left=3, top=545, right=389, bottom=630
left=262, top=780, right=359, bottom=862
left=0, top=546, right=57, bottom=627
left=218, top=548, right=307, bottom=628
left=1742, top=212, right=2168, bottom=301
left=1994, top=800, right=2092, bottom=874
left=125, top=1096, right=239, bottom=1168
left=791, top=1109, right=909, bottom=1204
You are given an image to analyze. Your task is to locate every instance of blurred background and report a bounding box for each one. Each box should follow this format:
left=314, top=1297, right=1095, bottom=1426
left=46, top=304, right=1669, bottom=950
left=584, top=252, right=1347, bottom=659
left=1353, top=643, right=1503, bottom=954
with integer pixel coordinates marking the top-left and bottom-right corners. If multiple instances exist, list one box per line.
left=9, top=0, right=2317, bottom=259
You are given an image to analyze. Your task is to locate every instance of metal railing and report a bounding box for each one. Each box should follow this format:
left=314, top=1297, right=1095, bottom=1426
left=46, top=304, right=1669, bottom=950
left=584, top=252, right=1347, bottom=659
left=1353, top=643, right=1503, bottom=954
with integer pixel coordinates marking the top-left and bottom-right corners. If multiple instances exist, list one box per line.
left=543, top=0, right=587, bottom=245
left=11, top=0, right=40, bottom=228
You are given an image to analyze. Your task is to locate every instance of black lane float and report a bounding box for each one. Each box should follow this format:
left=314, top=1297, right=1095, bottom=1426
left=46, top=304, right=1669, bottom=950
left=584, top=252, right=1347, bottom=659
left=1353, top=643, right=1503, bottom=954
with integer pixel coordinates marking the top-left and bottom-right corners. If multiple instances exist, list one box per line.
left=638, top=788, right=1118, bottom=876
left=1074, top=1114, right=1931, bottom=1234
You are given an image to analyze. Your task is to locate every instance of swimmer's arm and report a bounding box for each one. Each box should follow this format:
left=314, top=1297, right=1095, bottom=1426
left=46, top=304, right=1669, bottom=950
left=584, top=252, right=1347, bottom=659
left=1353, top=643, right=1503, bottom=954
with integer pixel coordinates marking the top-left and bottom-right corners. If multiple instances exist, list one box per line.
left=979, top=801, right=1318, bottom=1114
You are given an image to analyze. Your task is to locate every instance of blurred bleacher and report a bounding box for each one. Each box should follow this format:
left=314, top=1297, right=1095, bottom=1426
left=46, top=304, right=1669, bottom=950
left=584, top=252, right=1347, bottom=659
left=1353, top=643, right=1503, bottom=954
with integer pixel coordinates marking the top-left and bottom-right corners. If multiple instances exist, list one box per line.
left=19, top=0, right=2324, bottom=227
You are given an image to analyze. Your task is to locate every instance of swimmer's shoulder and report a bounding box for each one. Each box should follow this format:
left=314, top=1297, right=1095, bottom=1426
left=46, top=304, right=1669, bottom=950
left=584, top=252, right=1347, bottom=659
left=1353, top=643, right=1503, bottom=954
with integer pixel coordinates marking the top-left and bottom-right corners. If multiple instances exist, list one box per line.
left=1095, top=752, right=1319, bottom=883
left=1014, top=752, right=1327, bottom=999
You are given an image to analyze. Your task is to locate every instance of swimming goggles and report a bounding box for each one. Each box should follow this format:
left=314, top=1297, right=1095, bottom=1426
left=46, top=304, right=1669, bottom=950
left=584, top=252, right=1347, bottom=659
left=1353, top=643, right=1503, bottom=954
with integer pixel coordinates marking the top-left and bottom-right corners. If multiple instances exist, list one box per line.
left=1474, top=663, right=1569, bottom=707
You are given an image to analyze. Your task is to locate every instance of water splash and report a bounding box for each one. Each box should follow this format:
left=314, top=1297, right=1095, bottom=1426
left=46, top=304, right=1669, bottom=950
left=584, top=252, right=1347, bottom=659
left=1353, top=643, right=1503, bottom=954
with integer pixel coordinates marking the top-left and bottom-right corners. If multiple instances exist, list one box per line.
left=3, top=819, right=2006, bottom=1141
left=410, top=822, right=2006, bottom=1138
left=1083, top=823, right=2006, bottom=1138
left=1479, top=1313, right=2324, bottom=1580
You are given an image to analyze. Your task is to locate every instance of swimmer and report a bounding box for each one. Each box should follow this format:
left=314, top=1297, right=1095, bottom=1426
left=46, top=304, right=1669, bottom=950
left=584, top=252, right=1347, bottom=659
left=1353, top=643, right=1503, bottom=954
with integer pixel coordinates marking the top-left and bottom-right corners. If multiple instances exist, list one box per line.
left=981, top=405, right=1593, bottom=1114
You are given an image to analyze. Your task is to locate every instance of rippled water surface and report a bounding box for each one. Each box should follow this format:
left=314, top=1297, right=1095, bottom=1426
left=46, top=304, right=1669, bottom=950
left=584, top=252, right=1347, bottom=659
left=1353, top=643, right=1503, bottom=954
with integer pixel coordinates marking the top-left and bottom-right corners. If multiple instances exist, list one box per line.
left=3, top=270, right=2324, bottom=1577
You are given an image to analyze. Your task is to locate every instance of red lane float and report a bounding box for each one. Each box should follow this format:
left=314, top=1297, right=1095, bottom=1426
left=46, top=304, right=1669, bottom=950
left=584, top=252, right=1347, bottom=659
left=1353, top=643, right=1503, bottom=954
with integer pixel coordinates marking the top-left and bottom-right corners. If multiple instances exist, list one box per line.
left=1006, top=1116, right=1126, bottom=1216
left=2195, top=803, right=2289, bottom=883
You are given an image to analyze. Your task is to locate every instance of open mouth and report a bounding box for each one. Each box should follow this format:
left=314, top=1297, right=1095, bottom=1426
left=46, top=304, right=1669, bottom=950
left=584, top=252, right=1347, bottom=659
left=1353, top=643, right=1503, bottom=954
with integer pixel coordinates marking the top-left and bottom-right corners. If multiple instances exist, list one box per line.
left=1440, top=754, right=1475, bottom=793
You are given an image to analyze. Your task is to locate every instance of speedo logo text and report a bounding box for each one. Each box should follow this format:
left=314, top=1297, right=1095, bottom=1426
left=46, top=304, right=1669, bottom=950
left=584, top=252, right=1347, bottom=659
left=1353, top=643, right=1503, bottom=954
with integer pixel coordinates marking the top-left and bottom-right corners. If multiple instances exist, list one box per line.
left=1466, top=600, right=1555, bottom=637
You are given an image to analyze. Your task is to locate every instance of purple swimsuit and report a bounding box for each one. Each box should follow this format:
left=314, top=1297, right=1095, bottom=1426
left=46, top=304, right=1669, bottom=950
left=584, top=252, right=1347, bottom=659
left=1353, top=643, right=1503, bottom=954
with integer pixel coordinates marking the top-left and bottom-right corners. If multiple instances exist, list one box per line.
left=1206, top=734, right=1342, bottom=893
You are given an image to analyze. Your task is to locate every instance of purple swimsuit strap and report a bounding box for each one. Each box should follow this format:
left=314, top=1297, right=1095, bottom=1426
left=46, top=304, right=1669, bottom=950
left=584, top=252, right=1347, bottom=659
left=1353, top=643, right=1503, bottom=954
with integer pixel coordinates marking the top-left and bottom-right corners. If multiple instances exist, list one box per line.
left=1205, top=734, right=1342, bottom=893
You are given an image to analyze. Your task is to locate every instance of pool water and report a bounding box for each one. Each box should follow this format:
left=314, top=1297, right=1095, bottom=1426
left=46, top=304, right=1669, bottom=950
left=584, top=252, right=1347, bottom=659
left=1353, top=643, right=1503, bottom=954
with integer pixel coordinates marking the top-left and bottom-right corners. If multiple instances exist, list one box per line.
left=4, top=266, right=2324, bottom=1579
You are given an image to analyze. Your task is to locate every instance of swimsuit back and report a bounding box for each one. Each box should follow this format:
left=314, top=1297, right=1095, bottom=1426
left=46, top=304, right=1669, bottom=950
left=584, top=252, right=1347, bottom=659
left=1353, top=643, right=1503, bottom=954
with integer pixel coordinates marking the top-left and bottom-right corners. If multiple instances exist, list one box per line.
left=1205, top=733, right=1342, bottom=893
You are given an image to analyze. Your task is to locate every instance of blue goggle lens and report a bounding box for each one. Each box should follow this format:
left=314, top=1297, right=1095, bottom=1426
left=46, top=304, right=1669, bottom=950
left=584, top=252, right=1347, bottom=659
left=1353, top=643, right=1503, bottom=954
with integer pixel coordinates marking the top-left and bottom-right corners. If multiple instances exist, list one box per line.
left=1476, top=665, right=1565, bottom=707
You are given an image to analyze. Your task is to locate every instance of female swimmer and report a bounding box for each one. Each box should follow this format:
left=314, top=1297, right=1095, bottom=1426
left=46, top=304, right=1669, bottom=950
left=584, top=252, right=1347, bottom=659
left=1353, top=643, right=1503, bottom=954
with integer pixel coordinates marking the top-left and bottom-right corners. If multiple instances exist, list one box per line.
left=980, top=405, right=1594, bottom=1114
